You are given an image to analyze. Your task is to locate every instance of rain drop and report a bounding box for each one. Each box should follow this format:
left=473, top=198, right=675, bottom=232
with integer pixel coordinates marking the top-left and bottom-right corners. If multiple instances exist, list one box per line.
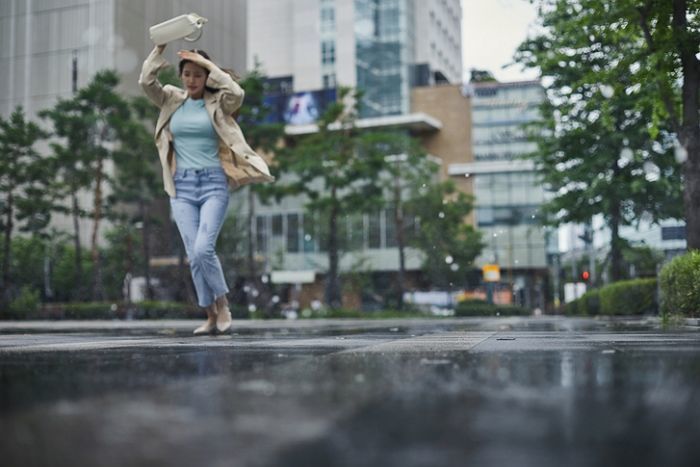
left=674, top=139, right=688, bottom=164
left=600, top=84, right=614, bottom=98
left=643, top=161, right=660, bottom=182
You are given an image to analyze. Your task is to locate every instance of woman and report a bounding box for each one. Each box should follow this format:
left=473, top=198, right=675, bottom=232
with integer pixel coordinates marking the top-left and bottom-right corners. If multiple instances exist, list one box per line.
left=138, top=44, right=274, bottom=335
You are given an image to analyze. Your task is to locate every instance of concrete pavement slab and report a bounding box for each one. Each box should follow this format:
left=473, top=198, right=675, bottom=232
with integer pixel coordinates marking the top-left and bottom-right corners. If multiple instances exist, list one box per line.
left=1, top=317, right=699, bottom=467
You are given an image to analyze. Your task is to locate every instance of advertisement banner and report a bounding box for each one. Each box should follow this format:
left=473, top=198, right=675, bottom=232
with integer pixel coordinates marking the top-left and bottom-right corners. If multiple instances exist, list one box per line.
left=264, top=88, right=337, bottom=125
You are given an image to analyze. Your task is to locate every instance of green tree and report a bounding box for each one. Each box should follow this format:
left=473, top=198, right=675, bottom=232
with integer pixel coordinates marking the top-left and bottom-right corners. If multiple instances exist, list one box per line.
left=516, top=0, right=684, bottom=280
left=108, top=94, right=165, bottom=299
left=216, top=209, right=248, bottom=292
left=470, top=69, right=498, bottom=83
left=41, top=71, right=130, bottom=300
left=272, top=88, right=386, bottom=308
left=360, top=130, right=441, bottom=309
left=0, top=107, right=50, bottom=302
left=408, top=180, right=483, bottom=289
left=520, top=0, right=700, bottom=249
left=236, top=66, right=285, bottom=312
left=101, top=225, right=144, bottom=300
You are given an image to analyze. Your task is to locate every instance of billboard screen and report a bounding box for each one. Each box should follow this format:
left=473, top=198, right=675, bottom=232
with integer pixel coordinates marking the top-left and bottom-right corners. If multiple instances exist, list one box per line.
left=263, top=88, right=337, bottom=125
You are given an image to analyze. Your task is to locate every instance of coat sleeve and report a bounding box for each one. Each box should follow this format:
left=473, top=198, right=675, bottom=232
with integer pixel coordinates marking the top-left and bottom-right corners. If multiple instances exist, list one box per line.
left=206, top=66, right=245, bottom=115
left=138, top=47, right=172, bottom=108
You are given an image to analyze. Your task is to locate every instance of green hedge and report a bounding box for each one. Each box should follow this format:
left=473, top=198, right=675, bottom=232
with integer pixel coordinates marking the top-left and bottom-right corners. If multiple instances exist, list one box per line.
left=659, top=250, right=700, bottom=317
left=1, top=301, right=205, bottom=320
left=298, top=308, right=431, bottom=319
left=564, top=289, right=600, bottom=316
left=455, top=299, right=531, bottom=317
left=598, top=278, right=657, bottom=316
left=565, top=279, right=657, bottom=316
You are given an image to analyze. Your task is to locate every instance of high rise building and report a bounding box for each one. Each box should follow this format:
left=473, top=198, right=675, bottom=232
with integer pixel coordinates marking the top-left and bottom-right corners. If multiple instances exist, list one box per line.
left=245, top=0, right=462, bottom=118
left=239, top=0, right=468, bottom=307
left=450, top=80, right=554, bottom=309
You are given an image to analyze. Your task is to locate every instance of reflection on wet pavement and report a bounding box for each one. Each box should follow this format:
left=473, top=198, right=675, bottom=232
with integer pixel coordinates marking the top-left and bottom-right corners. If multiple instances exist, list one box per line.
left=1, top=317, right=699, bottom=467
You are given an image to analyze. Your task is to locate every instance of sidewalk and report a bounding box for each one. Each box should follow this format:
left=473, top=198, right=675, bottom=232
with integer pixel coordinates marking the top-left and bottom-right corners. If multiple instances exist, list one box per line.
left=1, top=316, right=699, bottom=467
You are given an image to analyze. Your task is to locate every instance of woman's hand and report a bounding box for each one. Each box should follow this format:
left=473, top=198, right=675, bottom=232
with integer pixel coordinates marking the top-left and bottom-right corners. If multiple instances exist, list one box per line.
left=177, top=50, right=213, bottom=70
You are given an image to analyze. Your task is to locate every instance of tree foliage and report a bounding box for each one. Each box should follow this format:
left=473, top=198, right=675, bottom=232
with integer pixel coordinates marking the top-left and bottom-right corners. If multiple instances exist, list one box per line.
left=0, top=107, right=50, bottom=300
left=515, top=0, right=688, bottom=279
left=271, top=88, right=387, bottom=308
left=40, top=70, right=131, bottom=299
left=408, top=180, right=483, bottom=288
left=361, top=130, right=439, bottom=309
left=234, top=66, right=286, bottom=314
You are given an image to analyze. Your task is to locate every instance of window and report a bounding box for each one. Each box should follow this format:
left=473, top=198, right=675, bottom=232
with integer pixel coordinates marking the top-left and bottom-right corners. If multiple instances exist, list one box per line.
left=661, top=225, right=686, bottom=241
left=321, top=40, right=336, bottom=65
left=368, top=210, right=382, bottom=249
left=303, top=214, right=317, bottom=253
left=477, top=205, right=540, bottom=227
left=256, top=216, right=268, bottom=253
left=286, top=213, right=299, bottom=253
left=272, top=214, right=283, bottom=237
left=323, top=73, right=336, bottom=89
left=385, top=208, right=397, bottom=248
left=320, top=6, right=336, bottom=33
left=347, top=214, right=365, bottom=251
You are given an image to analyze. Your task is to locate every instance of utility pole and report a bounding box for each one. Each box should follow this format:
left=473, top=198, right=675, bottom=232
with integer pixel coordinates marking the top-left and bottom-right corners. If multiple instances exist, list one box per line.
left=72, top=49, right=78, bottom=93
left=586, top=220, right=596, bottom=286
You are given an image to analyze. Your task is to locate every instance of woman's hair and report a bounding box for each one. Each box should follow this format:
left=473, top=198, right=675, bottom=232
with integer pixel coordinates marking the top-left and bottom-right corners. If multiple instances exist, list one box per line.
left=178, top=49, right=241, bottom=94
left=178, top=48, right=211, bottom=76
left=179, top=49, right=218, bottom=94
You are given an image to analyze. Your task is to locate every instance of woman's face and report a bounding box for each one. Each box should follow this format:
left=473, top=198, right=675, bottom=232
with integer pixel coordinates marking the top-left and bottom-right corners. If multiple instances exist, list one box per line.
left=181, top=62, right=208, bottom=99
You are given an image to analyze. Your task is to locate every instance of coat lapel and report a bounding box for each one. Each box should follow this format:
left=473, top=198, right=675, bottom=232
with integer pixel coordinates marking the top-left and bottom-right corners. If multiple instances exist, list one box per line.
left=155, top=88, right=187, bottom=137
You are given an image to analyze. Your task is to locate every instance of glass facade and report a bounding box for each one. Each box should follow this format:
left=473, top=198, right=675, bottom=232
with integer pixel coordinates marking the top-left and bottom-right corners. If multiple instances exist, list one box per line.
left=472, top=84, right=542, bottom=162
left=471, top=82, right=549, bottom=270
left=354, top=0, right=414, bottom=117
left=320, top=0, right=337, bottom=90
left=253, top=209, right=416, bottom=255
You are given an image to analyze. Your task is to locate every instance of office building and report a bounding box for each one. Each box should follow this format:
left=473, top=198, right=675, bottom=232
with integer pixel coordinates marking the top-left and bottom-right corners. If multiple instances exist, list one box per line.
left=246, top=0, right=463, bottom=118
left=450, top=80, right=553, bottom=309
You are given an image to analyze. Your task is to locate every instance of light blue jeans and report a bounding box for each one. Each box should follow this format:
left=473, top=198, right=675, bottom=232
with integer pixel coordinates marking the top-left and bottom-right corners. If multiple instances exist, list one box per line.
left=170, top=167, right=230, bottom=307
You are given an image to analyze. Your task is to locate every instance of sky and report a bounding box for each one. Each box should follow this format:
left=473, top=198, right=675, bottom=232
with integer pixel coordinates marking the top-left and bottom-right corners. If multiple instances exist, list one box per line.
left=461, top=0, right=541, bottom=83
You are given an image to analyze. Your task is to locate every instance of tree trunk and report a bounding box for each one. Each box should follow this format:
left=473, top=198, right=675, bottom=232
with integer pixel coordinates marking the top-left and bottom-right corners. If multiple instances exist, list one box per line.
left=91, top=156, right=104, bottom=300
left=609, top=209, right=623, bottom=282
left=683, top=136, right=700, bottom=250
left=394, top=181, right=406, bottom=310
left=2, top=191, right=14, bottom=300
left=247, top=187, right=257, bottom=282
left=125, top=227, right=133, bottom=303
left=139, top=200, right=153, bottom=300
left=247, top=187, right=268, bottom=313
left=325, top=188, right=341, bottom=309
left=71, top=190, right=83, bottom=300
left=673, top=0, right=700, bottom=249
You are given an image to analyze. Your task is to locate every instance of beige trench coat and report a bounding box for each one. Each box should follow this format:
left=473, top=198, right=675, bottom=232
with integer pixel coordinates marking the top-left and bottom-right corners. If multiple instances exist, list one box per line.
left=138, top=47, right=275, bottom=197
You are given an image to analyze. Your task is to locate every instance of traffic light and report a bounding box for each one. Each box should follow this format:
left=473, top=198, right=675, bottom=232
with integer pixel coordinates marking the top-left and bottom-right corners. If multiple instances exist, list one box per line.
left=581, top=270, right=590, bottom=282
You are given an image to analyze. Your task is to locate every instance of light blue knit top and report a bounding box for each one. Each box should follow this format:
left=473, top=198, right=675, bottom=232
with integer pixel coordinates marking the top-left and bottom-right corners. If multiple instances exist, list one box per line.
left=169, top=98, right=220, bottom=169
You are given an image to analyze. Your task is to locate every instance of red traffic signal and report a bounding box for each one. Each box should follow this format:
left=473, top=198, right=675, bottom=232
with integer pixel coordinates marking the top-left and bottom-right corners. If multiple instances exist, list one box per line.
left=581, top=270, right=590, bottom=282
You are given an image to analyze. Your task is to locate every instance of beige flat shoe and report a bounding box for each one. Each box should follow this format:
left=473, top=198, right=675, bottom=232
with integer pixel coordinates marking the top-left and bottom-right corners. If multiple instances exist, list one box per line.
left=193, top=305, right=217, bottom=335
left=215, top=295, right=233, bottom=333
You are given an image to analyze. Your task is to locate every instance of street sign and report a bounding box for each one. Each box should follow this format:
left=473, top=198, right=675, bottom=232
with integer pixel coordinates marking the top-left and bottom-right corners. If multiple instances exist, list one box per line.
left=482, top=264, right=501, bottom=282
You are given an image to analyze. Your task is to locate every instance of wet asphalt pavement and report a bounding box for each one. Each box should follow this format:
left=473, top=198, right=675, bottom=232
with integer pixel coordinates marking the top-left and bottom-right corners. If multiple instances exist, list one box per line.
left=1, top=316, right=699, bottom=467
